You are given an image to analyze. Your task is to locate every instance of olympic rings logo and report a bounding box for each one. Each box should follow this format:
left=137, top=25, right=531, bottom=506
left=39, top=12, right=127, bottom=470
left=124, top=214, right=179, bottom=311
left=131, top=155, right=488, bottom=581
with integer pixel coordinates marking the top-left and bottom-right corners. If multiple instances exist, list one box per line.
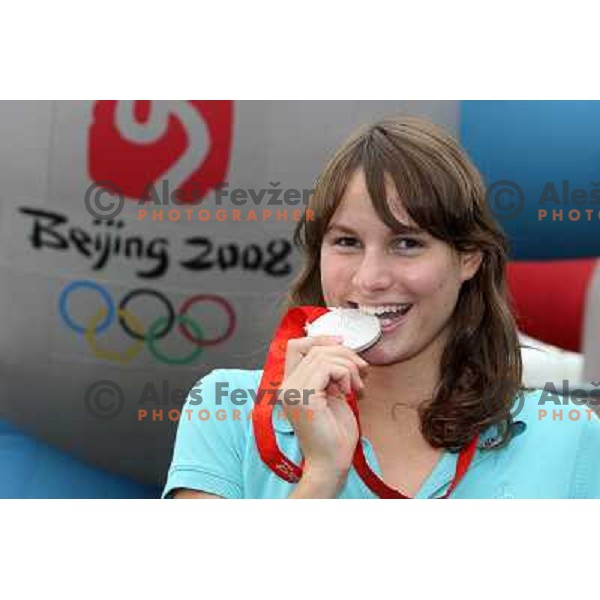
left=58, top=280, right=236, bottom=365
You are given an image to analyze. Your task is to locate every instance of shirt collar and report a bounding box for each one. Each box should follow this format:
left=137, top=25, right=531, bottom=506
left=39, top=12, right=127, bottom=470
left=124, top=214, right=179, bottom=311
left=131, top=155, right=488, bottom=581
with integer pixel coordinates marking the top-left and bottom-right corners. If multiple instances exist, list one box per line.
left=274, top=407, right=528, bottom=444
left=418, top=420, right=528, bottom=498
left=477, top=420, right=527, bottom=450
left=271, top=407, right=528, bottom=497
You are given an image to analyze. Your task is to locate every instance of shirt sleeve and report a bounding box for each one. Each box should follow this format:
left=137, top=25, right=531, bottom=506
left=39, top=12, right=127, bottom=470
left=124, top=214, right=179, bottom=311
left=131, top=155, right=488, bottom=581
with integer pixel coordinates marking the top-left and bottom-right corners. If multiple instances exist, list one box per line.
left=570, top=408, right=600, bottom=498
left=161, top=369, right=252, bottom=499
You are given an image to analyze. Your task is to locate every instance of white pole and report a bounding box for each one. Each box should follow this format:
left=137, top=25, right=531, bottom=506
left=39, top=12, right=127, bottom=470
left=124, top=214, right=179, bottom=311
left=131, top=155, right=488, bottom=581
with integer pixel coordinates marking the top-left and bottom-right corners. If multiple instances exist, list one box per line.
left=582, top=260, right=600, bottom=384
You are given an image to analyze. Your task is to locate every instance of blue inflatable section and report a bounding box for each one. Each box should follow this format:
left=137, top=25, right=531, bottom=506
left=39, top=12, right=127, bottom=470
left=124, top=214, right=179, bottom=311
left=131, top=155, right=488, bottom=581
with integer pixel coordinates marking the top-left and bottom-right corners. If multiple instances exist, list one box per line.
left=460, top=101, right=600, bottom=260
left=0, top=419, right=160, bottom=498
left=5, top=102, right=600, bottom=498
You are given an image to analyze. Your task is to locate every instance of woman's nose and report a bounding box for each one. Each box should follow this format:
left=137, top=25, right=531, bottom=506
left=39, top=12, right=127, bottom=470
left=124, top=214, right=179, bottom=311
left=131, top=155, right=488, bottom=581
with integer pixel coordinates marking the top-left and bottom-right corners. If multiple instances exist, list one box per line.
left=351, top=250, right=393, bottom=293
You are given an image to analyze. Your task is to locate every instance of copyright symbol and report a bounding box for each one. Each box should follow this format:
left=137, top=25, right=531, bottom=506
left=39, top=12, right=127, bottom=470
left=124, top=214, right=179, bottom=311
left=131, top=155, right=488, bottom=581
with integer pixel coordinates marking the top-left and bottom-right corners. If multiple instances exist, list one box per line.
left=510, top=389, right=526, bottom=421
left=85, top=380, right=124, bottom=420
left=84, top=180, right=124, bottom=220
left=486, top=180, right=524, bottom=220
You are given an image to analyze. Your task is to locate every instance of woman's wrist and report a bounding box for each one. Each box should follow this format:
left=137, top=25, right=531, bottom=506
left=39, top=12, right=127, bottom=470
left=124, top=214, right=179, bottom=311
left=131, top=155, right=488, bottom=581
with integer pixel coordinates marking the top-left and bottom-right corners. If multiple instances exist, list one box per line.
left=288, top=464, right=349, bottom=498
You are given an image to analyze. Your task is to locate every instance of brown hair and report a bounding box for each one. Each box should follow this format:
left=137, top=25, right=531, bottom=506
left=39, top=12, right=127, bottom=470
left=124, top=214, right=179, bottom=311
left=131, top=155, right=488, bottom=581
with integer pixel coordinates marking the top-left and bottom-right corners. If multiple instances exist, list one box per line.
left=284, top=115, right=523, bottom=451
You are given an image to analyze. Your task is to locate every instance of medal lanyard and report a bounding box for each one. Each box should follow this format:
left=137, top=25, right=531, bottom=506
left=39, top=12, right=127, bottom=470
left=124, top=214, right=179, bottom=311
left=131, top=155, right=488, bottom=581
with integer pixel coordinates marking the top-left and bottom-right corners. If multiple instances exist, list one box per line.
left=251, top=306, right=479, bottom=499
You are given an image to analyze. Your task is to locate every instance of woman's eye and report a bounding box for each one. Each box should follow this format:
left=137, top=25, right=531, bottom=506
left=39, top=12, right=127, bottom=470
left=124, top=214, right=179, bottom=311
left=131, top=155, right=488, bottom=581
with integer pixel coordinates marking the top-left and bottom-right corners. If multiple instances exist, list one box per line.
left=333, top=236, right=359, bottom=247
left=328, top=236, right=424, bottom=251
left=394, top=237, right=423, bottom=250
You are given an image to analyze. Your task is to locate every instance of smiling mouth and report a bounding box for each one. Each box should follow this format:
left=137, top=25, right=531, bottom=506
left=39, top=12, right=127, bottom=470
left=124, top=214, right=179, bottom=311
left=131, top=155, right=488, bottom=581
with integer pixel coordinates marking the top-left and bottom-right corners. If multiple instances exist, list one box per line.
left=347, top=301, right=413, bottom=328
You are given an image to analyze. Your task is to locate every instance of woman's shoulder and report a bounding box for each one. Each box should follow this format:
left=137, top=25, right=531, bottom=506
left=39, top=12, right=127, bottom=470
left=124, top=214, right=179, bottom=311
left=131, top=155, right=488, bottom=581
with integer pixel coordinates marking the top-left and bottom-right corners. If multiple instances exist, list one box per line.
left=513, top=387, right=600, bottom=439
left=507, top=387, right=600, bottom=497
left=193, top=368, right=264, bottom=389
left=164, top=368, right=265, bottom=499
left=185, top=368, right=264, bottom=413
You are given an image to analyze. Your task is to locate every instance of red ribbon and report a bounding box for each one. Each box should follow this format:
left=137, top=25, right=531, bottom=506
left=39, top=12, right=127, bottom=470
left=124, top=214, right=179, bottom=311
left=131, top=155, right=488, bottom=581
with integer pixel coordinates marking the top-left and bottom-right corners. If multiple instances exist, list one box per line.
left=251, top=306, right=479, bottom=498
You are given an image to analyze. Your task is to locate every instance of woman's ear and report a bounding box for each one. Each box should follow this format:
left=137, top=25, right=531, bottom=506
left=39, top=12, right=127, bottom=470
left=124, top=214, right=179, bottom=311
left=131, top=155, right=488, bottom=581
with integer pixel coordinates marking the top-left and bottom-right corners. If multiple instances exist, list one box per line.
left=459, top=250, right=483, bottom=282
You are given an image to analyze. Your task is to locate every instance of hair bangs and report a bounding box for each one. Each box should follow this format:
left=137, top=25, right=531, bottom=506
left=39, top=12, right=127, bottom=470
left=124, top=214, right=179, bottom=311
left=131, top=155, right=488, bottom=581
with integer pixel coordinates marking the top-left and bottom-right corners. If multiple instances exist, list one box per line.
left=360, top=125, right=477, bottom=245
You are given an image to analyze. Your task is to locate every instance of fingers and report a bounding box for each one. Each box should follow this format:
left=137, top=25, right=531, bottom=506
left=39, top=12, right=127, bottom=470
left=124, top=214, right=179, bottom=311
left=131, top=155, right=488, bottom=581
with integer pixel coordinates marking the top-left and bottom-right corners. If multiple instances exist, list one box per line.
left=293, top=356, right=363, bottom=398
left=281, top=336, right=369, bottom=412
left=286, top=335, right=343, bottom=363
left=278, top=336, right=364, bottom=476
left=288, top=336, right=369, bottom=368
left=284, top=335, right=368, bottom=382
left=284, top=335, right=340, bottom=379
left=303, top=344, right=368, bottom=374
left=319, top=355, right=364, bottom=393
left=323, top=363, right=353, bottom=396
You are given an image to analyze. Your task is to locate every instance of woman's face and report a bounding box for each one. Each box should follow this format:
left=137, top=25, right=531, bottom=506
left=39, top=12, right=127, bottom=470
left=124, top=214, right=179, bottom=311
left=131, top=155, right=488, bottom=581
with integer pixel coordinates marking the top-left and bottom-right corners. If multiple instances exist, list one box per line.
left=320, top=168, right=481, bottom=366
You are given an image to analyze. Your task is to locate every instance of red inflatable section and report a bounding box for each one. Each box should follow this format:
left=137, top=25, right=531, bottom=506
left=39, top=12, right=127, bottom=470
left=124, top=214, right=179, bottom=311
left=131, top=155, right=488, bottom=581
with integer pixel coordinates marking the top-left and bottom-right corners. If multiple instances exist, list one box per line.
left=506, top=259, right=598, bottom=352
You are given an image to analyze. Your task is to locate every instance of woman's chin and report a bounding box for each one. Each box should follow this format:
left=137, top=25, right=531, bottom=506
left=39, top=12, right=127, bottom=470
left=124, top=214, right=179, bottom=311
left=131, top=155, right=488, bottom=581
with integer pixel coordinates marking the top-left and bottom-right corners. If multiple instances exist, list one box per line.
left=360, top=342, right=410, bottom=366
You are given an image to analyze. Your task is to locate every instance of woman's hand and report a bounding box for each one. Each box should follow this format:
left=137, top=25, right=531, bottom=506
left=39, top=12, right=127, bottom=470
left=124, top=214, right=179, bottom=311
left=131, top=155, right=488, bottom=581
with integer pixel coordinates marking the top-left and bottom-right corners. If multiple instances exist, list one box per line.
left=280, top=335, right=369, bottom=497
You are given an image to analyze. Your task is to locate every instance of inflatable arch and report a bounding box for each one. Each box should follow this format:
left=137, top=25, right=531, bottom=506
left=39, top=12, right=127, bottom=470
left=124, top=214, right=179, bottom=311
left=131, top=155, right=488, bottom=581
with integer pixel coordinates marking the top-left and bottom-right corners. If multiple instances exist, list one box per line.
left=1, top=100, right=598, bottom=497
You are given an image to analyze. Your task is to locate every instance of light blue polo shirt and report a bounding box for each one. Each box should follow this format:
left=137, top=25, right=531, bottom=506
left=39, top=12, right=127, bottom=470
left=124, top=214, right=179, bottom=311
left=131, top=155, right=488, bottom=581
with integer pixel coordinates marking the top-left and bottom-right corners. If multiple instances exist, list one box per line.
left=162, top=369, right=600, bottom=499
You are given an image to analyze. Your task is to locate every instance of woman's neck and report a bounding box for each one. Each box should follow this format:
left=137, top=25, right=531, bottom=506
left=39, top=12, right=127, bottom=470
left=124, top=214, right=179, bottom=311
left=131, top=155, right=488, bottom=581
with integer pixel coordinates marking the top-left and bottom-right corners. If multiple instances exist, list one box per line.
left=357, top=354, right=441, bottom=453
left=361, top=334, right=445, bottom=412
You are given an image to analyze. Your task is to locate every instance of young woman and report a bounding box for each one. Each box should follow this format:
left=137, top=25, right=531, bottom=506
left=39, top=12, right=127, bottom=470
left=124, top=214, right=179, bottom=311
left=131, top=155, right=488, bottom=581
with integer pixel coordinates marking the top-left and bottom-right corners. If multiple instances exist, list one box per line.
left=163, top=115, right=600, bottom=499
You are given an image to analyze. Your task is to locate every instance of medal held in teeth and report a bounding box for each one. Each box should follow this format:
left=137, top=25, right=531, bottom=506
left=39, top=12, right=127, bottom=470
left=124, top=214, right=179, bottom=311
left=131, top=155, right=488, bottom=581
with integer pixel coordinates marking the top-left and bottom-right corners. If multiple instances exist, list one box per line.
left=305, top=307, right=382, bottom=352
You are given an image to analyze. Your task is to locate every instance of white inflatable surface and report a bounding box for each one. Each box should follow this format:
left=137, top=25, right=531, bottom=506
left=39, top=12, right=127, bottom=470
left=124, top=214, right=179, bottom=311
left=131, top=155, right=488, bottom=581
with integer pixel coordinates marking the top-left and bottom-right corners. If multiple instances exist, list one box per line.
left=0, top=100, right=460, bottom=485
left=519, top=331, right=585, bottom=390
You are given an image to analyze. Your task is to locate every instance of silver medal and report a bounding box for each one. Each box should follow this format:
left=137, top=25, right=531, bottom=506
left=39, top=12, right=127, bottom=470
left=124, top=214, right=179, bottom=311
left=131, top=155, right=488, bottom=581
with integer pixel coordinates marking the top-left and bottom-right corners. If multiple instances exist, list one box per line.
left=305, top=308, right=382, bottom=352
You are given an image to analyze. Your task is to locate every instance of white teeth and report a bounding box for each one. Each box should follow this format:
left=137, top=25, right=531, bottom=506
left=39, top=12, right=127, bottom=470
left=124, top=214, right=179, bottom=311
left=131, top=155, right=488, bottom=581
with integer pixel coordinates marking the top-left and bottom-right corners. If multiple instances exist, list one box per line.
left=354, top=304, right=411, bottom=316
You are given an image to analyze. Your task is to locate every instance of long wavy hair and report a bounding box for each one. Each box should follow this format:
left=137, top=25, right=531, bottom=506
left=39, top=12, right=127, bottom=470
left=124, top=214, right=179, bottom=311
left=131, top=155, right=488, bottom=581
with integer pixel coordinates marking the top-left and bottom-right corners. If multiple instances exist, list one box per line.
left=283, top=115, right=523, bottom=451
